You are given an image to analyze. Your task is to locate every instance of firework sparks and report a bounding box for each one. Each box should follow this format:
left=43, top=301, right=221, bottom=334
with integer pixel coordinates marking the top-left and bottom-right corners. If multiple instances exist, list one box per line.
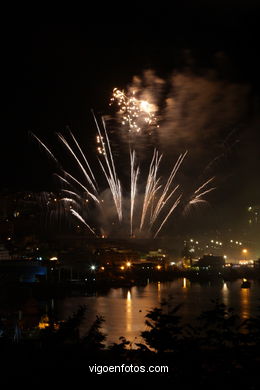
left=110, top=88, right=158, bottom=133
left=96, top=135, right=105, bottom=155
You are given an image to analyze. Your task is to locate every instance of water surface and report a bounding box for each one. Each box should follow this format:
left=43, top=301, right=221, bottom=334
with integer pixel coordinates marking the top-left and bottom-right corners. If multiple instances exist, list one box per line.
left=53, top=278, right=260, bottom=344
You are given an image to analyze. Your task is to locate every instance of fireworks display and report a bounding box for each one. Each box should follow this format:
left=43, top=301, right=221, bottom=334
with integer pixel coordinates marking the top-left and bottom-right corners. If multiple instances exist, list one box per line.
left=110, top=88, right=159, bottom=134
left=33, top=85, right=216, bottom=239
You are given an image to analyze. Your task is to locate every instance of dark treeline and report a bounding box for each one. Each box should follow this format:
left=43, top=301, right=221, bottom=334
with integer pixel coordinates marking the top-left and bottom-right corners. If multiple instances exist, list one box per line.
left=1, top=300, right=260, bottom=388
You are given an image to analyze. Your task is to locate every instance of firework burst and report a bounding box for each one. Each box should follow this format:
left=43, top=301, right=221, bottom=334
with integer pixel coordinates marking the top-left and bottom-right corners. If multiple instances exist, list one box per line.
left=110, top=88, right=159, bottom=134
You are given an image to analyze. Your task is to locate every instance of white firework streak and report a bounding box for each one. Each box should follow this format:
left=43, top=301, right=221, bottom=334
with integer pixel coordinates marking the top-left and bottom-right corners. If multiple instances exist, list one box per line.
left=150, top=151, right=188, bottom=227
left=139, top=150, right=162, bottom=231
left=68, top=130, right=98, bottom=189
left=194, top=176, right=215, bottom=194
left=53, top=175, right=95, bottom=205
left=62, top=170, right=100, bottom=204
left=33, top=131, right=100, bottom=234
left=61, top=189, right=82, bottom=200
left=70, top=209, right=97, bottom=236
left=130, top=150, right=139, bottom=236
left=93, top=113, right=122, bottom=221
left=57, top=133, right=98, bottom=194
left=53, top=173, right=71, bottom=186
left=184, top=177, right=216, bottom=215
left=60, top=197, right=77, bottom=204
left=190, top=187, right=216, bottom=205
left=31, top=133, right=58, bottom=164
left=154, top=194, right=182, bottom=238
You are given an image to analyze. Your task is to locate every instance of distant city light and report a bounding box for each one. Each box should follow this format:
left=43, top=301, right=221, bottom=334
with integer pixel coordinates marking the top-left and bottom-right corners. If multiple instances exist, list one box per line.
left=239, top=260, right=253, bottom=266
left=90, top=265, right=96, bottom=271
left=126, top=262, right=131, bottom=267
left=49, top=256, right=58, bottom=261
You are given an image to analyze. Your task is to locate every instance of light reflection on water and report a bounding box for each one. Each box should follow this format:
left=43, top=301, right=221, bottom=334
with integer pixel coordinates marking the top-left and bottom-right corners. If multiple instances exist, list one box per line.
left=2, top=279, right=260, bottom=345
left=126, top=290, right=132, bottom=332
left=54, top=278, right=260, bottom=345
left=222, top=282, right=229, bottom=307
left=240, top=287, right=250, bottom=320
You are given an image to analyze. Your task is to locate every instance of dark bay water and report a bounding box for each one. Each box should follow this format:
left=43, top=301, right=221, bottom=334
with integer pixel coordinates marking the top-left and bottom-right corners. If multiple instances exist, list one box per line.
left=54, top=278, right=260, bottom=345
left=2, top=278, right=260, bottom=345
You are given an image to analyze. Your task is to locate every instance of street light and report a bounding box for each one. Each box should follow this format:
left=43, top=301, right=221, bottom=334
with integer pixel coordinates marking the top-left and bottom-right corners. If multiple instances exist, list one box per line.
left=242, top=249, right=248, bottom=262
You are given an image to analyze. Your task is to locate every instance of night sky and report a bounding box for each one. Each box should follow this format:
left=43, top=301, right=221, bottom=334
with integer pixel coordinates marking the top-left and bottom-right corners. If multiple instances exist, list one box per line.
left=2, top=13, right=260, bottom=236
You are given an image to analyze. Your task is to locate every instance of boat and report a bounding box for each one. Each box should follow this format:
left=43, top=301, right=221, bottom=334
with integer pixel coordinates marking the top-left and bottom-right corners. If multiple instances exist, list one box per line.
left=241, top=278, right=251, bottom=288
